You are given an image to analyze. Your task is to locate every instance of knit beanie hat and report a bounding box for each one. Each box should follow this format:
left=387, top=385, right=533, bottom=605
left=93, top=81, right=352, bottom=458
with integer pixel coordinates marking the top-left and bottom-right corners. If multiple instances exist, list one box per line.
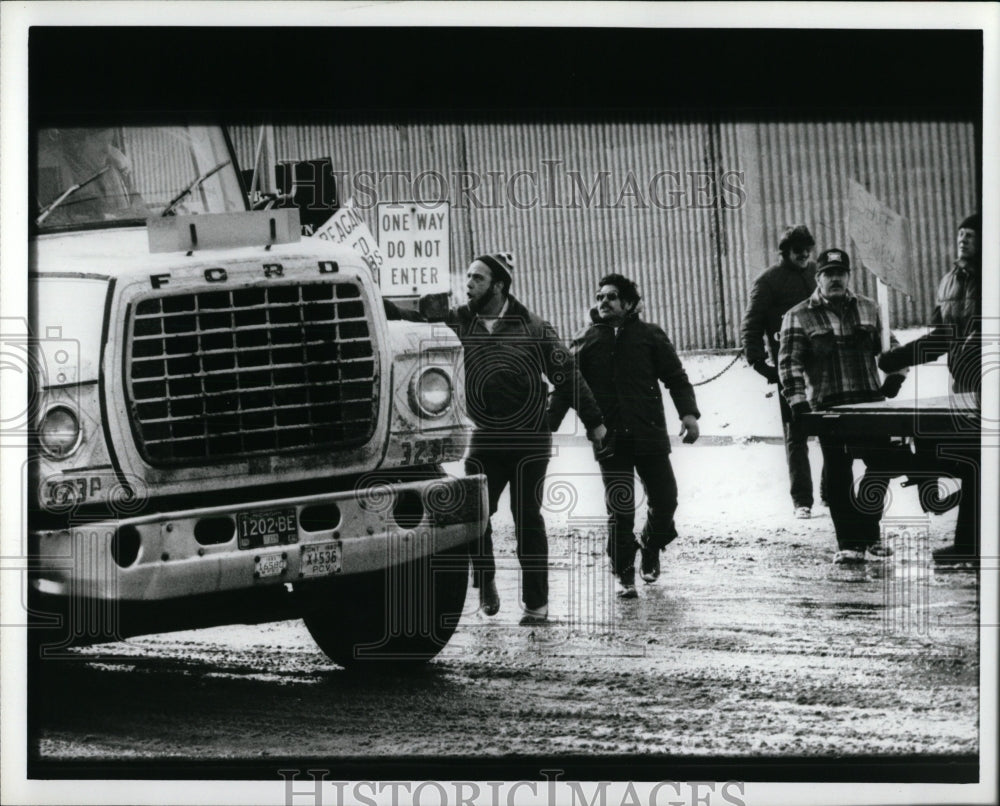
left=958, top=214, right=979, bottom=232
left=473, top=252, right=515, bottom=287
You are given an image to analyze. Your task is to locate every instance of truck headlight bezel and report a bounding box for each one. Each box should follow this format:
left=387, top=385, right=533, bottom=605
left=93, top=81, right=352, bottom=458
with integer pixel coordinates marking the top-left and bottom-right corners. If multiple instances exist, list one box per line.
left=38, top=404, right=82, bottom=459
left=409, top=367, right=453, bottom=419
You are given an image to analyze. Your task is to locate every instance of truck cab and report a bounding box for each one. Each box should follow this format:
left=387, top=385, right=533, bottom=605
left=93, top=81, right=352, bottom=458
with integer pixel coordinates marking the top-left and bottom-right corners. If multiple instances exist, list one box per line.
left=28, top=121, right=486, bottom=666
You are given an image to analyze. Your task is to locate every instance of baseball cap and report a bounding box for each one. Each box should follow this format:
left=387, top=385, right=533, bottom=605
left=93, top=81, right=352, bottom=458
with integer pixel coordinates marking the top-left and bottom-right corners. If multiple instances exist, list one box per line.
left=816, top=248, right=851, bottom=273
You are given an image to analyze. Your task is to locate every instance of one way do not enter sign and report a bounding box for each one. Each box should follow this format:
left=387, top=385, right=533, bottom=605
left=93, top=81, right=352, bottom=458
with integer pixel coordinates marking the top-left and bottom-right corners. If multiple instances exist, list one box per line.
left=376, top=201, right=451, bottom=297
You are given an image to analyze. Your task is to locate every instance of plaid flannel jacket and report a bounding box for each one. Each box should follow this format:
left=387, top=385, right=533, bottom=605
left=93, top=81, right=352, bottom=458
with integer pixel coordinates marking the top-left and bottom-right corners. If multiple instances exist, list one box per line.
left=778, top=288, right=904, bottom=410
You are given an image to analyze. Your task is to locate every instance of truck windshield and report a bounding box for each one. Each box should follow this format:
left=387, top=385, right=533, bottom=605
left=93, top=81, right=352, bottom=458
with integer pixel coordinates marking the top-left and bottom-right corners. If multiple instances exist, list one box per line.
left=34, top=125, right=245, bottom=231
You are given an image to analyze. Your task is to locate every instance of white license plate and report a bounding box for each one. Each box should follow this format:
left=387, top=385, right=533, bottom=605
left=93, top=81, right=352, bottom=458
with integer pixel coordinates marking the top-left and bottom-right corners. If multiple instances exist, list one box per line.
left=300, top=541, right=343, bottom=577
left=255, top=553, right=286, bottom=579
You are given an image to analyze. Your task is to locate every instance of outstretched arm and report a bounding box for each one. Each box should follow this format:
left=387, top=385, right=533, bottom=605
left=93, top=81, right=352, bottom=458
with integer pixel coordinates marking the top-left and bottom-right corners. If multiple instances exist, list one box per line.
left=878, top=303, right=951, bottom=373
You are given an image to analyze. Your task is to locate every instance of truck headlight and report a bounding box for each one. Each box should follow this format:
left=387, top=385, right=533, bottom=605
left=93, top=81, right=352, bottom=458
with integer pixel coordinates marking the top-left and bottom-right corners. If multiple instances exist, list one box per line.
left=410, top=368, right=452, bottom=418
left=38, top=405, right=81, bottom=459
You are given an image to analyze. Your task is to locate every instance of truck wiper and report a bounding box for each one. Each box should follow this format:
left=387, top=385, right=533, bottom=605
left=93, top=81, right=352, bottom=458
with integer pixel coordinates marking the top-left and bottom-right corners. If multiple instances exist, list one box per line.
left=160, top=160, right=231, bottom=217
left=35, top=166, right=112, bottom=225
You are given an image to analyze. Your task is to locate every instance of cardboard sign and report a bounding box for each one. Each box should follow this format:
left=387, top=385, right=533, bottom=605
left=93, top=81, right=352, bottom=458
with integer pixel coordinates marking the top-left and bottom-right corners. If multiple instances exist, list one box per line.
left=313, top=203, right=385, bottom=283
left=376, top=202, right=451, bottom=296
left=847, top=179, right=916, bottom=299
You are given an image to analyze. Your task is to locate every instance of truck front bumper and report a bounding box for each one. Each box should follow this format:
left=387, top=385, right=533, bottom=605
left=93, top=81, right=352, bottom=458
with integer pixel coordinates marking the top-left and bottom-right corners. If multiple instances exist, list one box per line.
left=30, top=473, right=486, bottom=630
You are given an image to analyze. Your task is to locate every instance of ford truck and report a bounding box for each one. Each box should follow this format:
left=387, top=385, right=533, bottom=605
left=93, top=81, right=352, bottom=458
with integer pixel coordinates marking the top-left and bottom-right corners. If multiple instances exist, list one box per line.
left=27, top=121, right=486, bottom=666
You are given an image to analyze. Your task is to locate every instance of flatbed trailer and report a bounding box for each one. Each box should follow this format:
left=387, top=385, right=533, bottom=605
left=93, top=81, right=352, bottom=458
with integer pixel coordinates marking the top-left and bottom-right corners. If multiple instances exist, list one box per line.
left=801, top=394, right=981, bottom=515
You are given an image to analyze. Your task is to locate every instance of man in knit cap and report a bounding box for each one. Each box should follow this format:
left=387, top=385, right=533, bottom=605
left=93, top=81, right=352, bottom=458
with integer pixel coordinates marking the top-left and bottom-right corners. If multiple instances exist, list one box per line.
left=434, top=253, right=607, bottom=624
left=878, top=213, right=982, bottom=565
left=741, top=224, right=821, bottom=519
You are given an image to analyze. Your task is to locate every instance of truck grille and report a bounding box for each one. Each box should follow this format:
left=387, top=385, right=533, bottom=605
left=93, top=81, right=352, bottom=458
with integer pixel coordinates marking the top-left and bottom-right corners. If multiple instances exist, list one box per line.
left=125, top=281, right=378, bottom=466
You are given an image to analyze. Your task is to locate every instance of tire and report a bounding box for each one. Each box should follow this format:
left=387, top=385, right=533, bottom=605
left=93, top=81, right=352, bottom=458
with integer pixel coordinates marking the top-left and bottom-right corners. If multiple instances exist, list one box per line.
left=301, top=543, right=469, bottom=668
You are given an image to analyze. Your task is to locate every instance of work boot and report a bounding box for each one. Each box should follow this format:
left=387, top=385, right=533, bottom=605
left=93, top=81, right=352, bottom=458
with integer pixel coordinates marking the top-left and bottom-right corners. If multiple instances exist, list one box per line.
left=519, top=603, right=549, bottom=625
left=478, top=577, right=500, bottom=616
left=637, top=535, right=661, bottom=583
left=932, top=545, right=978, bottom=567
left=832, top=549, right=867, bottom=565
left=615, top=566, right=638, bottom=599
left=865, top=540, right=894, bottom=558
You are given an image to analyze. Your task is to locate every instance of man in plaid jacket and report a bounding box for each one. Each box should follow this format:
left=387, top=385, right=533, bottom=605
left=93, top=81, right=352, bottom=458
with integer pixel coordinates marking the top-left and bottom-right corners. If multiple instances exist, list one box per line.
left=778, top=248, right=908, bottom=565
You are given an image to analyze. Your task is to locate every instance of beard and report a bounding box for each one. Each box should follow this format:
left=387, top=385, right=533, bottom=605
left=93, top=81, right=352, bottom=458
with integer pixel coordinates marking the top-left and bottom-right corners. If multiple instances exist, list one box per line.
left=468, top=285, right=498, bottom=314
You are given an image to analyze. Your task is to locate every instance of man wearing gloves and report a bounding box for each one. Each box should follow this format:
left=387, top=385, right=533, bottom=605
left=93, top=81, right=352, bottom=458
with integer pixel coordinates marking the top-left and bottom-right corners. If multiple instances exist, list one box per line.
left=878, top=213, right=981, bottom=565
left=548, top=274, right=700, bottom=599
left=741, top=225, right=819, bottom=519
left=778, top=248, right=908, bottom=565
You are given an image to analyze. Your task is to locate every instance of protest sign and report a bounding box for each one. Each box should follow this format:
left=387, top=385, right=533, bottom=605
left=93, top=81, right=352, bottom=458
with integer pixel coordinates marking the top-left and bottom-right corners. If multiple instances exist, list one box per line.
left=847, top=179, right=915, bottom=299
left=847, top=179, right=916, bottom=352
left=313, top=202, right=385, bottom=284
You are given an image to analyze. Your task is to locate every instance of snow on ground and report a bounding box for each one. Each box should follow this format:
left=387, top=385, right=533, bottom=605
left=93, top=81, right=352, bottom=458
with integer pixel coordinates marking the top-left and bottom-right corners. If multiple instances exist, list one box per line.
left=494, top=326, right=958, bottom=537
left=549, top=327, right=950, bottom=443
left=679, top=328, right=952, bottom=440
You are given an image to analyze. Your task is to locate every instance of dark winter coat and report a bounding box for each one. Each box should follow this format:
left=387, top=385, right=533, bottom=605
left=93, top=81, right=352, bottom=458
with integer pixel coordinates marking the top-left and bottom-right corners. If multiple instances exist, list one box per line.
left=879, top=259, right=981, bottom=395
left=442, top=295, right=605, bottom=436
left=548, top=309, right=700, bottom=455
left=741, top=257, right=817, bottom=367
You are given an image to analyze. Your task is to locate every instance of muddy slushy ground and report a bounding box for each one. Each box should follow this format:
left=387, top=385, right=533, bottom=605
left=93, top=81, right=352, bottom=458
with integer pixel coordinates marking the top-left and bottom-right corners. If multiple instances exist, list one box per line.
left=31, top=441, right=980, bottom=766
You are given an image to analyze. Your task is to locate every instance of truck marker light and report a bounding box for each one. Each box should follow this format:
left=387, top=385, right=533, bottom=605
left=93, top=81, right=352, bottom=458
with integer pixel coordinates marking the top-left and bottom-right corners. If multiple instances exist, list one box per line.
left=38, top=405, right=81, bottom=458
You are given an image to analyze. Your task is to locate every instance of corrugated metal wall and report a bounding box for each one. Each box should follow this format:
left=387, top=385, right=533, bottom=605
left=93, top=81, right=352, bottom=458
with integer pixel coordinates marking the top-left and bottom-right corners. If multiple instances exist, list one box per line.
left=458, top=118, right=739, bottom=350
left=231, top=118, right=976, bottom=351
left=740, top=120, right=978, bottom=330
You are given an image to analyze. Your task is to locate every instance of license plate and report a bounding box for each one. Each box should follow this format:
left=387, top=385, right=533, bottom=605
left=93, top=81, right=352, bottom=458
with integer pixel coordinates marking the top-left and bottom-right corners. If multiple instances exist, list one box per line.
left=255, top=553, right=286, bottom=579
left=300, top=541, right=343, bottom=577
left=237, top=507, right=297, bottom=550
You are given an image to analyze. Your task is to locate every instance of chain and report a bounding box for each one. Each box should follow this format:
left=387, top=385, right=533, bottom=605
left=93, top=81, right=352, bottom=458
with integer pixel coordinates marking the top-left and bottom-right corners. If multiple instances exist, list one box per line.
left=690, top=349, right=745, bottom=386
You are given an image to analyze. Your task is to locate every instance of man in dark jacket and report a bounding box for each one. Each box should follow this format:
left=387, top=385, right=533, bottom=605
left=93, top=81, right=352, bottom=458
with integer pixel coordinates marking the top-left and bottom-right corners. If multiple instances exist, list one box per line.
left=741, top=225, right=819, bottom=519
left=436, top=253, right=607, bottom=624
left=878, top=213, right=981, bottom=565
left=548, top=274, right=700, bottom=598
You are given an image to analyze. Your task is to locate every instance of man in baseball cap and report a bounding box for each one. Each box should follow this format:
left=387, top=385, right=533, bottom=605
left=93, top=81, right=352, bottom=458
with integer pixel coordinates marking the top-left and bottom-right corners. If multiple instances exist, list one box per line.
left=778, top=246, right=908, bottom=567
